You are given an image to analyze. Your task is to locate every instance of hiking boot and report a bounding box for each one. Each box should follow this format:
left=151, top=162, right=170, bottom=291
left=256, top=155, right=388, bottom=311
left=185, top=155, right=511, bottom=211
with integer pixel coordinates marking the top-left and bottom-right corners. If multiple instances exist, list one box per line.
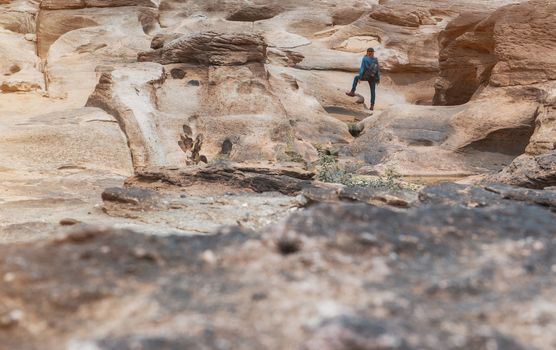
left=345, top=91, right=356, bottom=97
left=370, top=104, right=374, bottom=111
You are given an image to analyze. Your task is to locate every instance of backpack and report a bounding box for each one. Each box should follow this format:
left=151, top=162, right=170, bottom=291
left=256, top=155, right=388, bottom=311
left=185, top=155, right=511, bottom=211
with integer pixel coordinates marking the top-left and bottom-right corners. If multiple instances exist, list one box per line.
left=362, top=59, right=379, bottom=81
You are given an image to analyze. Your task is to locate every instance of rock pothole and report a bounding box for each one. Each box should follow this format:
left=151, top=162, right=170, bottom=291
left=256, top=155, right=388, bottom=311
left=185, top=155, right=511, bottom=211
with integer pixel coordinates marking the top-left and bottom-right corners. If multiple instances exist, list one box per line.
left=324, top=106, right=370, bottom=123
left=348, top=123, right=365, bottom=138
left=220, top=138, right=233, bottom=156
left=8, top=64, right=21, bottom=75
left=170, top=68, right=186, bottom=79
left=462, top=124, right=536, bottom=157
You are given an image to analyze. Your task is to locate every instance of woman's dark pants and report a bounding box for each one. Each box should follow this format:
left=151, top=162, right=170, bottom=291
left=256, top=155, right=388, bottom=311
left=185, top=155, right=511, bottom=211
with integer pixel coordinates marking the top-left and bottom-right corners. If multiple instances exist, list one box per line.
left=351, top=75, right=376, bottom=106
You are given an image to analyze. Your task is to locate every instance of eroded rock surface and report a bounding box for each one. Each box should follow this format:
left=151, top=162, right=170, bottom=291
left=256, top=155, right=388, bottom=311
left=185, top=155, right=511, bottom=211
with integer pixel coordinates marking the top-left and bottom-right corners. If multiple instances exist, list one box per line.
left=40, top=0, right=158, bottom=10
left=434, top=1, right=556, bottom=105
left=1, top=187, right=556, bottom=349
left=138, top=31, right=268, bottom=66
left=226, top=4, right=283, bottom=22
left=3, top=1, right=556, bottom=348
left=485, top=151, right=556, bottom=189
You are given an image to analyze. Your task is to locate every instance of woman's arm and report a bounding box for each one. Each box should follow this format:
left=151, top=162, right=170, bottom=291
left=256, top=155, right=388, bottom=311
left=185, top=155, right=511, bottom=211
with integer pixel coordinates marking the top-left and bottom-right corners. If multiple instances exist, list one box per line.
left=359, top=57, right=366, bottom=79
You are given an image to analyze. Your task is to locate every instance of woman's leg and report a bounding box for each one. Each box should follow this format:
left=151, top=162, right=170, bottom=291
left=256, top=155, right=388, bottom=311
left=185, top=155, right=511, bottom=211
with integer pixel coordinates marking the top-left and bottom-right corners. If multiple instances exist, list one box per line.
left=346, top=75, right=360, bottom=96
left=351, top=75, right=360, bottom=92
left=369, top=80, right=376, bottom=107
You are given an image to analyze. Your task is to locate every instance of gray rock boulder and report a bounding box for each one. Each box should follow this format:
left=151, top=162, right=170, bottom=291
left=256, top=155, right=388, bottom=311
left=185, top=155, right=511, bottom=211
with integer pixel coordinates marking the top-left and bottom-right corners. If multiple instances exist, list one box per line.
left=486, top=151, right=556, bottom=189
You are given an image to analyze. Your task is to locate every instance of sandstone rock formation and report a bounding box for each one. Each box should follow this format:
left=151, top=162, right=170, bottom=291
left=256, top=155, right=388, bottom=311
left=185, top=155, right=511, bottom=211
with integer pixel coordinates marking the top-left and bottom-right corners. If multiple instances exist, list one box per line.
left=40, top=0, right=158, bottom=10
left=86, top=63, right=168, bottom=168
left=112, top=29, right=352, bottom=166
left=333, top=0, right=556, bottom=179
left=0, top=0, right=551, bottom=237
left=0, top=31, right=43, bottom=93
left=0, top=0, right=552, bottom=242
left=226, top=3, right=283, bottom=22
left=434, top=0, right=556, bottom=105
left=489, top=1, right=556, bottom=87
left=0, top=8, right=35, bottom=33
left=1, top=0, right=556, bottom=348
left=433, top=11, right=495, bottom=106
left=138, top=31, right=268, bottom=66
left=2, top=185, right=556, bottom=349
left=40, top=5, right=152, bottom=101
left=486, top=151, right=556, bottom=189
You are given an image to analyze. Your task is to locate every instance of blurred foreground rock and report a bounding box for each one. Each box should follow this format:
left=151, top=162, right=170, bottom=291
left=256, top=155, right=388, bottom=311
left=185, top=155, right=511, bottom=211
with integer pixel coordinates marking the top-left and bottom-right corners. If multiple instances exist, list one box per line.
left=1, top=182, right=556, bottom=349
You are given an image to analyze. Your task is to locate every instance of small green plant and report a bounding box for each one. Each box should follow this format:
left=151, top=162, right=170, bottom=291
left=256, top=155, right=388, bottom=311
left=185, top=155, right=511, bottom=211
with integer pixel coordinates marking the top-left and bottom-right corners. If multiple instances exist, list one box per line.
left=312, top=148, right=418, bottom=192
left=355, top=166, right=420, bottom=192
left=376, top=166, right=403, bottom=191
left=284, top=150, right=305, bottom=163
left=314, top=144, right=338, bottom=165
left=313, top=145, right=360, bottom=186
left=277, top=134, right=308, bottom=165
left=208, top=153, right=230, bottom=165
